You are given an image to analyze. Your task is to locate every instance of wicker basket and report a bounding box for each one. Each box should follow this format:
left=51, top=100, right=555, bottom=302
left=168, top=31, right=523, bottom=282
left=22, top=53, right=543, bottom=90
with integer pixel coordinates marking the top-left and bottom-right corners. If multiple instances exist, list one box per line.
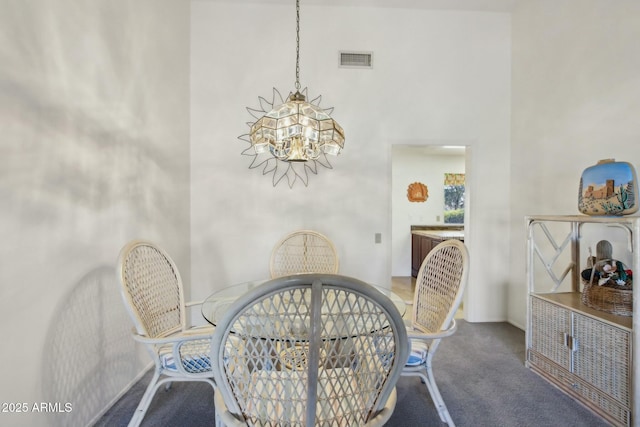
left=581, top=280, right=633, bottom=317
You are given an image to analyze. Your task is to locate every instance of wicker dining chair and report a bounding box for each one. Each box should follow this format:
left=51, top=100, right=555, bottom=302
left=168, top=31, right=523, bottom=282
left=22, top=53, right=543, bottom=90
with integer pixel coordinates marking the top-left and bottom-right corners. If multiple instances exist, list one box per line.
left=402, top=239, right=469, bottom=427
left=269, top=230, right=339, bottom=278
left=211, top=274, right=409, bottom=427
left=116, top=240, right=216, bottom=427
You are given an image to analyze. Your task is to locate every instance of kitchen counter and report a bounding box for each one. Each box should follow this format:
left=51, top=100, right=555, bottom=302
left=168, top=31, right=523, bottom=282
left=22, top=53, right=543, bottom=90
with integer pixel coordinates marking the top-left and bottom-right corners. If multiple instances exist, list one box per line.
left=411, top=229, right=464, bottom=240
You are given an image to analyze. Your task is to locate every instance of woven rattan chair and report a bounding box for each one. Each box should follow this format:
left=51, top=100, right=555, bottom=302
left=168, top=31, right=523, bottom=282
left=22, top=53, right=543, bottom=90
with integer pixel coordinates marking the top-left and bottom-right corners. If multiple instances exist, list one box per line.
left=117, top=240, right=216, bottom=427
left=269, top=230, right=339, bottom=278
left=402, top=239, right=469, bottom=427
left=211, top=274, right=409, bottom=427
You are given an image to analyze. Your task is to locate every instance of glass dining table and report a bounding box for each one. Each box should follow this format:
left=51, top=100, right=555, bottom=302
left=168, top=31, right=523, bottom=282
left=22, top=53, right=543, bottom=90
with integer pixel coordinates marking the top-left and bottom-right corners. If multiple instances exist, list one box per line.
left=201, top=278, right=407, bottom=326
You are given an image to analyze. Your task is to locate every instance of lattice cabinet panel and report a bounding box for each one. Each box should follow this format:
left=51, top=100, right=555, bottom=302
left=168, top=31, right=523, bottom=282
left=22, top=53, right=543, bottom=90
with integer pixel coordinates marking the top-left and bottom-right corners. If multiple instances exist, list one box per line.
left=573, top=312, right=631, bottom=407
left=530, top=296, right=572, bottom=371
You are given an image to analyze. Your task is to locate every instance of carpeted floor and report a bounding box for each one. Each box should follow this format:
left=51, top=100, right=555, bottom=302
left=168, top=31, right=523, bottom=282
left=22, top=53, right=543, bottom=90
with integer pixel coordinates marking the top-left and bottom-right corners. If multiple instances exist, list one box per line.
left=95, top=321, right=611, bottom=427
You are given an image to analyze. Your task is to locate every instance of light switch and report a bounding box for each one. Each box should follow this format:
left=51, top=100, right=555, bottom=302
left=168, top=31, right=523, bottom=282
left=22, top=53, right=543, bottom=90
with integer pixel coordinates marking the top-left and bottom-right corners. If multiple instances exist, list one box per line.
left=375, top=233, right=382, bottom=244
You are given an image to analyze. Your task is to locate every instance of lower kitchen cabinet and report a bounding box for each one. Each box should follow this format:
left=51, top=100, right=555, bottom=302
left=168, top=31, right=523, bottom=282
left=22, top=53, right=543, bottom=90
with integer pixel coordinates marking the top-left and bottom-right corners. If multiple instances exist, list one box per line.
left=410, top=230, right=464, bottom=278
left=411, top=233, right=437, bottom=277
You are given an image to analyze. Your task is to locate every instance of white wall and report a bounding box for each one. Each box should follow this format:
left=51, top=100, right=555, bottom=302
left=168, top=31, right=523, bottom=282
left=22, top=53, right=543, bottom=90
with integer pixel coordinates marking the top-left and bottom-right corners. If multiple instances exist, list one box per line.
left=391, top=147, right=466, bottom=276
left=190, top=2, right=511, bottom=323
left=0, top=1, right=190, bottom=426
left=0, top=1, right=516, bottom=424
left=2, top=0, right=636, bottom=422
left=509, top=0, right=640, bottom=329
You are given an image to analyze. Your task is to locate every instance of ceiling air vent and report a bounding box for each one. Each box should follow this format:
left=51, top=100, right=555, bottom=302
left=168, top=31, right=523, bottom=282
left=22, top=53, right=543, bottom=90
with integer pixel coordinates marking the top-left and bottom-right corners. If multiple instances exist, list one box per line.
left=339, top=51, right=373, bottom=69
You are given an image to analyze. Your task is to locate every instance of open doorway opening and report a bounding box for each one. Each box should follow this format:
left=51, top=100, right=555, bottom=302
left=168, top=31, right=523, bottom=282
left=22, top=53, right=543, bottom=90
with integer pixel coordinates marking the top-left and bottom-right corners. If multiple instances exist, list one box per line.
left=390, top=145, right=467, bottom=318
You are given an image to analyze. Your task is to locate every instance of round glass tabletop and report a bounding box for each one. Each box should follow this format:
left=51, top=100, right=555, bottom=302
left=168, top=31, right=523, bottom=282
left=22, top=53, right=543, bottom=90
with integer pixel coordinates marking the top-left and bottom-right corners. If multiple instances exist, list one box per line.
left=201, top=278, right=406, bottom=326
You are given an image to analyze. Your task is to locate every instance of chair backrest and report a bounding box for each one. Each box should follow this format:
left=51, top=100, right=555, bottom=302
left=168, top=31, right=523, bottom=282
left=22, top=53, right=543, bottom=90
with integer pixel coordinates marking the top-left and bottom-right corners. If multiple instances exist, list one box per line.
left=270, top=230, right=339, bottom=278
left=117, top=240, right=186, bottom=338
left=211, top=274, right=408, bottom=427
left=412, top=239, right=469, bottom=334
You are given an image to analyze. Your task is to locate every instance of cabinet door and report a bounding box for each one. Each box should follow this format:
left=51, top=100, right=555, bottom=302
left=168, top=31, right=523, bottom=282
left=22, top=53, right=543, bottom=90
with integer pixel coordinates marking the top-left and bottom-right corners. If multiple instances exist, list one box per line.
left=573, top=313, right=631, bottom=406
left=530, top=297, right=572, bottom=371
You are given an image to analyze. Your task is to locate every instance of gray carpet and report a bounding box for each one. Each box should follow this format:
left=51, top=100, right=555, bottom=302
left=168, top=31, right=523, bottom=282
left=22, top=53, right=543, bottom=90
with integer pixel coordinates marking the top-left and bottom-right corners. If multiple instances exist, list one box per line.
left=94, top=321, right=610, bottom=427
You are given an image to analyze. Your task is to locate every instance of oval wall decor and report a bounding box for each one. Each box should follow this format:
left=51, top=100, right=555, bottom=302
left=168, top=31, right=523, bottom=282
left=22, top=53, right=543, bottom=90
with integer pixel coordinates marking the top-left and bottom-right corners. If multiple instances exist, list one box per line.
left=407, top=182, right=428, bottom=202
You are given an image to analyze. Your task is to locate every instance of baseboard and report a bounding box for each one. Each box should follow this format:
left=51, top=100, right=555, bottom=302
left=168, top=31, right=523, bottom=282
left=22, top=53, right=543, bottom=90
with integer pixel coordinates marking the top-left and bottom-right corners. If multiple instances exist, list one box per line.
left=507, top=319, right=525, bottom=331
left=86, top=362, right=153, bottom=426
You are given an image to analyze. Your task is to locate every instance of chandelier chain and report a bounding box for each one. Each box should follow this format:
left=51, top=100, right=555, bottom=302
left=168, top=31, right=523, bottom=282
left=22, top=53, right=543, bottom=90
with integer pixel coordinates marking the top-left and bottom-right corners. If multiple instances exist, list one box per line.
left=295, top=0, right=301, bottom=91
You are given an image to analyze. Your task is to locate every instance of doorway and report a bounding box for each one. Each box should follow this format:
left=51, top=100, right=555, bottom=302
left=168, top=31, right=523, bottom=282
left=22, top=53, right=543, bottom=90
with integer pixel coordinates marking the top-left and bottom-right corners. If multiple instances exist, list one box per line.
left=390, top=145, right=467, bottom=318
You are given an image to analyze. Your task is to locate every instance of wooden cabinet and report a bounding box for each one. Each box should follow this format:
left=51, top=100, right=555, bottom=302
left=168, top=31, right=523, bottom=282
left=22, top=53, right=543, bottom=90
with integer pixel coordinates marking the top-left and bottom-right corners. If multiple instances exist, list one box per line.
left=525, top=215, right=639, bottom=427
left=411, top=233, right=436, bottom=277
left=411, top=230, right=464, bottom=277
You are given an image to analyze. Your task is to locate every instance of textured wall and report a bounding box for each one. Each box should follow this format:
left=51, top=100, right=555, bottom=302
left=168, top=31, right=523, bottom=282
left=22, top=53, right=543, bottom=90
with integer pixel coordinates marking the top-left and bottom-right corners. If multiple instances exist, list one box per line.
left=510, top=0, right=640, bottom=328
left=0, top=1, right=190, bottom=425
left=190, top=2, right=511, bottom=322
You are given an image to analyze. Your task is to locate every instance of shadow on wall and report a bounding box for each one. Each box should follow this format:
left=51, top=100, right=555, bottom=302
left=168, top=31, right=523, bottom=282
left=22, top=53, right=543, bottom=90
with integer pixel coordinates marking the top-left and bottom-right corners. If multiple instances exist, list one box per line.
left=42, top=265, right=138, bottom=427
left=1, top=1, right=184, bottom=228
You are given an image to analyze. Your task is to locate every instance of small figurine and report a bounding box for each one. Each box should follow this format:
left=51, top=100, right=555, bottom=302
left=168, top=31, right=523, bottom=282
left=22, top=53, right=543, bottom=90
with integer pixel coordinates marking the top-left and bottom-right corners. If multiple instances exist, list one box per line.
left=581, top=240, right=630, bottom=287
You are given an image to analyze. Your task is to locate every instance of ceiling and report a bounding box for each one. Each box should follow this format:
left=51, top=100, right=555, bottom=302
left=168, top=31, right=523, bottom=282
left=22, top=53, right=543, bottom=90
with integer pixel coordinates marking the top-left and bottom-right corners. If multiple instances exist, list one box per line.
left=395, top=145, right=466, bottom=157
left=202, top=0, right=518, bottom=13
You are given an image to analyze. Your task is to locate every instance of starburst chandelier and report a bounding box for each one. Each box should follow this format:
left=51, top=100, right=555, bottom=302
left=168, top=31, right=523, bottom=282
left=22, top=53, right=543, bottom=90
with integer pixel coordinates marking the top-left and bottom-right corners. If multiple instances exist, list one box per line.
left=245, top=0, right=345, bottom=169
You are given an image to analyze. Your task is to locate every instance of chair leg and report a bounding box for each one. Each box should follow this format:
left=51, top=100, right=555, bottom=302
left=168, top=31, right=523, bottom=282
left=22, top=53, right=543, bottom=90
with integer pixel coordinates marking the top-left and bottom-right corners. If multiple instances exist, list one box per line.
left=215, top=408, right=225, bottom=427
left=128, top=372, right=173, bottom=427
left=418, top=367, right=454, bottom=427
left=128, top=369, right=216, bottom=427
left=128, top=370, right=159, bottom=427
